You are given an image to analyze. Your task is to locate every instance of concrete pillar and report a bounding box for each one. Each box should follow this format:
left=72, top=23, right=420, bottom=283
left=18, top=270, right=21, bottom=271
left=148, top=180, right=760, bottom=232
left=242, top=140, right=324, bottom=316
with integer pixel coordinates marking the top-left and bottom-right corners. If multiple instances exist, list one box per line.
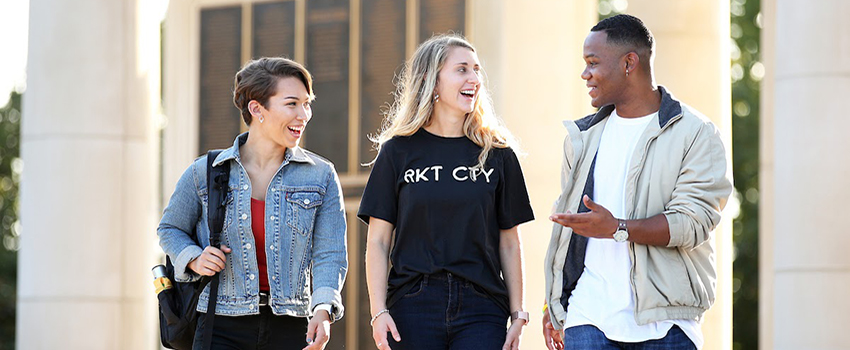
left=471, top=1, right=598, bottom=349
left=17, top=0, right=161, bottom=348
left=162, top=0, right=201, bottom=192
left=762, top=0, right=850, bottom=348
left=623, top=2, right=733, bottom=349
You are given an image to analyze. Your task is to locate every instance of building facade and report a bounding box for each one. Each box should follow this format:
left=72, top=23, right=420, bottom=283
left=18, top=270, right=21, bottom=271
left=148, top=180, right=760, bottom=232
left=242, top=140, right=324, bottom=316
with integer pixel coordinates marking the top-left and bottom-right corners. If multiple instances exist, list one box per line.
left=18, top=0, right=739, bottom=349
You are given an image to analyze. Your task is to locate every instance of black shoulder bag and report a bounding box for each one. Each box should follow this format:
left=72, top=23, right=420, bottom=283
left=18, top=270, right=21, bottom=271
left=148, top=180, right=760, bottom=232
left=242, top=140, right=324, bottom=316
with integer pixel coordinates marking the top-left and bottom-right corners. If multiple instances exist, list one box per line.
left=157, top=150, right=230, bottom=350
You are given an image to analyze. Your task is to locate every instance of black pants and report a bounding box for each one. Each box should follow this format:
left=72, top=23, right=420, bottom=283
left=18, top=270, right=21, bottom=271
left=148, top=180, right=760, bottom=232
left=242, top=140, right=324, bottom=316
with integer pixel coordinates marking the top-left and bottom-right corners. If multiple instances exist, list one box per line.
left=193, top=307, right=308, bottom=350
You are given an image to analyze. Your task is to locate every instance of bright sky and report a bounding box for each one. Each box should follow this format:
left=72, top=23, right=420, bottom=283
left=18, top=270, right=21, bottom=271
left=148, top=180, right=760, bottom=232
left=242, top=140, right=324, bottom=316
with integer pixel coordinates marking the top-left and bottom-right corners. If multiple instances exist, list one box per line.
left=0, top=0, right=29, bottom=107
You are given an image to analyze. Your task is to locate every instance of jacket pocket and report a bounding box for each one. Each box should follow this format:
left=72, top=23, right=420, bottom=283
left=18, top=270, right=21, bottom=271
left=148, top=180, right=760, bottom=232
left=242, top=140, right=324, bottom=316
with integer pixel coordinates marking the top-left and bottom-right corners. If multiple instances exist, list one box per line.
left=286, top=189, right=324, bottom=236
left=644, top=247, right=698, bottom=307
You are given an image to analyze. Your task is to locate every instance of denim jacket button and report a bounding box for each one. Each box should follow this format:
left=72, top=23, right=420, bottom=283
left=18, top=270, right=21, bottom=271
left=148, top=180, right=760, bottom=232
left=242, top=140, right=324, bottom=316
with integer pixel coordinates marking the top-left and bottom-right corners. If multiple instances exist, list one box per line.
left=303, top=199, right=310, bottom=205
left=249, top=274, right=255, bottom=280
left=249, top=304, right=255, bottom=310
left=269, top=245, right=274, bottom=251
left=241, top=213, right=248, bottom=220
left=269, top=215, right=276, bottom=221
left=242, top=184, right=249, bottom=190
left=271, top=276, right=276, bottom=280
left=246, top=243, right=252, bottom=249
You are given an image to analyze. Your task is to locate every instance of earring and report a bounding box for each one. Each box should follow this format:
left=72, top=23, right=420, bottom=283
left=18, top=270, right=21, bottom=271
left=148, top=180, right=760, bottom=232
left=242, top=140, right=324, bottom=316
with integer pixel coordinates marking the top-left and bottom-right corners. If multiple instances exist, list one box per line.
left=258, top=115, right=265, bottom=123
left=625, top=69, right=629, bottom=77
left=433, top=93, right=440, bottom=102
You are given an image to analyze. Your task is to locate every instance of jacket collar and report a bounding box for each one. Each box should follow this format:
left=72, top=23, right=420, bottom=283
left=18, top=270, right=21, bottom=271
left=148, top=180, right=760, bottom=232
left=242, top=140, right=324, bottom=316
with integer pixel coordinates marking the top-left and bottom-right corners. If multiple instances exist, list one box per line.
left=573, top=85, right=682, bottom=131
left=213, top=132, right=314, bottom=167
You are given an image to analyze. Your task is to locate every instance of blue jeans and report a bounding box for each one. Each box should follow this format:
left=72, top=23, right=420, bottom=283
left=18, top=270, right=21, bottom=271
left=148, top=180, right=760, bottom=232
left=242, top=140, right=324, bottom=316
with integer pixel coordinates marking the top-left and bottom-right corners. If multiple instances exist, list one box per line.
left=388, top=272, right=509, bottom=350
left=563, top=324, right=696, bottom=350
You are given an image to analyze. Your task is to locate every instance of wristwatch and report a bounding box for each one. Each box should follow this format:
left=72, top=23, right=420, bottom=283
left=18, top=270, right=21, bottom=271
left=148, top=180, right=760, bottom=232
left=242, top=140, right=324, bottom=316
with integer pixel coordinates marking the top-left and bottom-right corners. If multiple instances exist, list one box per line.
left=613, top=219, right=629, bottom=242
left=511, top=310, right=529, bottom=326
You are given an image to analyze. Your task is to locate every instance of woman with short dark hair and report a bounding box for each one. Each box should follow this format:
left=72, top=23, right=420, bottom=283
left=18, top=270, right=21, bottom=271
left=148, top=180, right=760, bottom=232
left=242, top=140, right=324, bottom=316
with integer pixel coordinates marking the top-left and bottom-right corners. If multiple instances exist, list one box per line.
left=158, top=57, right=347, bottom=350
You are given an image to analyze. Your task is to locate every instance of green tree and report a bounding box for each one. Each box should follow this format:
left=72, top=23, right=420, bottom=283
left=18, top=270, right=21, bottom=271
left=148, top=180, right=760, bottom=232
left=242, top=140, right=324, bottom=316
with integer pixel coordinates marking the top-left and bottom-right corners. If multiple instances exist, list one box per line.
left=0, top=90, right=21, bottom=350
left=730, top=0, right=761, bottom=349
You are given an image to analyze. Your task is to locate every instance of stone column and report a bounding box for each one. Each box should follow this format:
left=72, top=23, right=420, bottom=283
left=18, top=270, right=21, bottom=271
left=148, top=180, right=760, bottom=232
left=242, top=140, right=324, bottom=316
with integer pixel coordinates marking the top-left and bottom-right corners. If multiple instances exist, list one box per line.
left=17, top=0, right=161, bottom=348
left=762, top=0, right=850, bottom=348
left=470, top=1, right=598, bottom=349
left=621, top=2, right=733, bottom=349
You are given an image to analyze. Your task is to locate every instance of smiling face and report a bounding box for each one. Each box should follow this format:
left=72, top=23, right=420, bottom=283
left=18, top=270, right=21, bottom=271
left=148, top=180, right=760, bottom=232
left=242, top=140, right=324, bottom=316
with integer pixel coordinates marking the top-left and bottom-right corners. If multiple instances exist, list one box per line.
left=252, top=77, right=312, bottom=149
left=581, top=31, right=628, bottom=108
left=434, top=46, right=482, bottom=117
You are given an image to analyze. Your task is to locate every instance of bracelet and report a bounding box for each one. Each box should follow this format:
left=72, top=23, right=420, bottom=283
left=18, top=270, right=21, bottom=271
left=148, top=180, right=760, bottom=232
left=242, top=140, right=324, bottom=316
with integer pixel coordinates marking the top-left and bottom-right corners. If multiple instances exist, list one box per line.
left=370, top=309, right=390, bottom=326
left=542, top=304, right=548, bottom=314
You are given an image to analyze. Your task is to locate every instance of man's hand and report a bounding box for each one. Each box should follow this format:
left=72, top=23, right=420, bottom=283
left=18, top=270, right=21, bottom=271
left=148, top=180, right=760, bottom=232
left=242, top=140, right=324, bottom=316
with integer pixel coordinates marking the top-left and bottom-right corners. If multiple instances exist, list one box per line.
left=303, top=310, right=331, bottom=350
left=542, top=311, right=564, bottom=350
left=188, top=245, right=232, bottom=276
left=549, top=195, right=617, bottom=239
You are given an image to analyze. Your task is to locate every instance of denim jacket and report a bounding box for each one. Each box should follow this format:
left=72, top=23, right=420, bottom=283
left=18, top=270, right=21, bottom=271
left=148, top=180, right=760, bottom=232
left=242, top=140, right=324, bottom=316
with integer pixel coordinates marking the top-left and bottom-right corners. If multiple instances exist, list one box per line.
left=158, top=133, right=348, bottom=321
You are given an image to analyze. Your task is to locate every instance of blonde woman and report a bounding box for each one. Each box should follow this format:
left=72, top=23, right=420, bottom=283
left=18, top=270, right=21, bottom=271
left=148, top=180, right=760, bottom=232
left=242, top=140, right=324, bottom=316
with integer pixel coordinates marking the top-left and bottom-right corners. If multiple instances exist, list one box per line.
left=358, top=34, right=534, bottom=350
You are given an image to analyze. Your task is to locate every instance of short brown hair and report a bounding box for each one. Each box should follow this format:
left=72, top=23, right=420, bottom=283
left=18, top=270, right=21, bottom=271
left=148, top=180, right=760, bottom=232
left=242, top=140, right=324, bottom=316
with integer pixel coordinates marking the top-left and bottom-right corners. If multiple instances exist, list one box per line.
left=233, top=57, right=314, bottom=126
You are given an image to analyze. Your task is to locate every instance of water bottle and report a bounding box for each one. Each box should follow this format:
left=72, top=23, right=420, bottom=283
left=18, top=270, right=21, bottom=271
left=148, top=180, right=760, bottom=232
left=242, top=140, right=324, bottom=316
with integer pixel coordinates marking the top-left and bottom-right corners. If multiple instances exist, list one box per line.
left=152, top=265, right=172, bottom=294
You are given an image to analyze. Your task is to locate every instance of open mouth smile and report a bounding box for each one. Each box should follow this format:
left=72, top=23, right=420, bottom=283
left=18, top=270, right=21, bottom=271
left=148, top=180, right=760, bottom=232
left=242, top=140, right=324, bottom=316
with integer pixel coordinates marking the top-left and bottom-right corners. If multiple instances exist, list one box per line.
left=287, top=125, right=305, bottom=138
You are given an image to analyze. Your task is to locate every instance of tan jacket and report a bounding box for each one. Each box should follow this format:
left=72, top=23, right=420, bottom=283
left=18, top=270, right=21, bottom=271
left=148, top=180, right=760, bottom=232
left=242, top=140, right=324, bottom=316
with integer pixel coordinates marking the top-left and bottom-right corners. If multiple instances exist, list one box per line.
left=543, top=87, right=733, bottom=329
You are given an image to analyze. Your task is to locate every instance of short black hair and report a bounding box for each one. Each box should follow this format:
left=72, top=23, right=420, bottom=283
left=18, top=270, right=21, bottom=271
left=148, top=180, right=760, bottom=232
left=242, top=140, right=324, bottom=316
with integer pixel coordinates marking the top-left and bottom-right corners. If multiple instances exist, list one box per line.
left=591, top=14, right=654, bottom=53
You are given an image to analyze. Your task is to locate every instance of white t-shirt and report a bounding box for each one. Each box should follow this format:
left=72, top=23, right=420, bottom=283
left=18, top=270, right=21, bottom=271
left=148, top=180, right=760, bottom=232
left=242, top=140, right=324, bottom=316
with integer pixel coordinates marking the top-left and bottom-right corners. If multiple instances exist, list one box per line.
left=563, top=110, right=703, bottom=349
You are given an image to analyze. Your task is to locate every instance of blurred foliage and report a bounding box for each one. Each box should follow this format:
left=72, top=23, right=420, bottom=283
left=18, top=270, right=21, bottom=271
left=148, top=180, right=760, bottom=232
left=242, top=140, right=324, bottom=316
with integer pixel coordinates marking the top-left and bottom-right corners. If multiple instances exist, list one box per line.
left=599, top=0, right=628, bottom=19
left=730, top=0, right=761, bottom=349
left=0, top=90, right=21, bottom=350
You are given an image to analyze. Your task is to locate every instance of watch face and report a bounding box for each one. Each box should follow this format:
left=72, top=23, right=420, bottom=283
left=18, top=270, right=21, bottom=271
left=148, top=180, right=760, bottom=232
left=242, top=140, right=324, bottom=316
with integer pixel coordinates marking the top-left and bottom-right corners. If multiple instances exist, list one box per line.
left=613, top=229, right=628, bottom=242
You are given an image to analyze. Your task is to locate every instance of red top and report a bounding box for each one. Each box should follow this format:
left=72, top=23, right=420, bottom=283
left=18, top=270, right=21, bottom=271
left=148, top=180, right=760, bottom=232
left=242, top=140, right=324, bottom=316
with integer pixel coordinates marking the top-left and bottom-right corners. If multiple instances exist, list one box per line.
left=250, top=198, right=270, bottom=292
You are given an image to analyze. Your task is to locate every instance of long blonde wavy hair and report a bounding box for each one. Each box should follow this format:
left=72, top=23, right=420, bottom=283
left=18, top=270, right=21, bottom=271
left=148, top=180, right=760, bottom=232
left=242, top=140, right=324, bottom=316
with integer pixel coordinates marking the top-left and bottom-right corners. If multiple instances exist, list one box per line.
left=369, top=34, right=518, bottom=169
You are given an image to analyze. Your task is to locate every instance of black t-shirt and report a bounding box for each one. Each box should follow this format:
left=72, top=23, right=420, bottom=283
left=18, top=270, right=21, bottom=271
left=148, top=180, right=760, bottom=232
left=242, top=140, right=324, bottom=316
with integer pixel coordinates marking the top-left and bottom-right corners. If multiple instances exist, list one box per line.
left=358, top=128, right=534, bottom=313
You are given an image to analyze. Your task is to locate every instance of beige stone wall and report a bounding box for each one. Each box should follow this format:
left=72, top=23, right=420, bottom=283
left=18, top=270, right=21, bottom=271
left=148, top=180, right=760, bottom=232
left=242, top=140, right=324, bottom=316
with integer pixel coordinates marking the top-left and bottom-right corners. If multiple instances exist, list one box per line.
left=15, top=0, right=736, bottom=347
left=471, top=1, right=599, bottom=348
left=17, top=0, right=161, bottom=349
left=762, top=0, right=850, bottom=348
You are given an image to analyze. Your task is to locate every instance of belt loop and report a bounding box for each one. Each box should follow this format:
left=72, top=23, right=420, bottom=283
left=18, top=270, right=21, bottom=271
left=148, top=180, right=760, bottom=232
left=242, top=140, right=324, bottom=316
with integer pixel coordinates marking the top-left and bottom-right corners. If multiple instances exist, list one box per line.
left=423, top=274, right=429, bottom=286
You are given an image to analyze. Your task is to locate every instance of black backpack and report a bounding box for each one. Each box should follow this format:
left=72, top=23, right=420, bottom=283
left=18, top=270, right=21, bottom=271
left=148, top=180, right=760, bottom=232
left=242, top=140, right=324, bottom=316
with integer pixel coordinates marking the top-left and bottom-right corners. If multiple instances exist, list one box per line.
left=157, top=150, right=230, bottom=350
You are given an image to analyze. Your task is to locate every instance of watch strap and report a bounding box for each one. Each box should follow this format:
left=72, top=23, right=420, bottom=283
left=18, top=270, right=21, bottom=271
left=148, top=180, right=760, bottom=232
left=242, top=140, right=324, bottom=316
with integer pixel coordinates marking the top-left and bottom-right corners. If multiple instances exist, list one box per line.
left=511, top=310, right=530, bottom=325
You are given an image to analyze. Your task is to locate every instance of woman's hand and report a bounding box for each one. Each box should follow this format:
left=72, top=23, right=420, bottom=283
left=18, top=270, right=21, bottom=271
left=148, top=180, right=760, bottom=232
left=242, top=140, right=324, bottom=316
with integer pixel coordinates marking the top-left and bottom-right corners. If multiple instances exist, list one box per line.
left=502, top=320, right=525, bottom=350
left=303, top=310, right=331, bottom=350
left=188, top=245, right=232, bottom=276
left=542, top=311, right=564, bottom=350
left=371, top=312, right=400, bottom=350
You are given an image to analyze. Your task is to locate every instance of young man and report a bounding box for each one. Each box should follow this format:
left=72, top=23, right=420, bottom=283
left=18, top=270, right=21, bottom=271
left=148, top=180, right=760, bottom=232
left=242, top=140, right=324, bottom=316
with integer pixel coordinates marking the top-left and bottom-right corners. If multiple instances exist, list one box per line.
left=541, top=14, right=732, bottom=350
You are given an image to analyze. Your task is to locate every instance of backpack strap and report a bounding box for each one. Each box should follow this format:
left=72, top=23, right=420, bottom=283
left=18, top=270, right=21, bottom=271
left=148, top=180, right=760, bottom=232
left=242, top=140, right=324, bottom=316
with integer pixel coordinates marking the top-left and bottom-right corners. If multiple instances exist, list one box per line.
left=202, top=150, right=230, bottom=349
